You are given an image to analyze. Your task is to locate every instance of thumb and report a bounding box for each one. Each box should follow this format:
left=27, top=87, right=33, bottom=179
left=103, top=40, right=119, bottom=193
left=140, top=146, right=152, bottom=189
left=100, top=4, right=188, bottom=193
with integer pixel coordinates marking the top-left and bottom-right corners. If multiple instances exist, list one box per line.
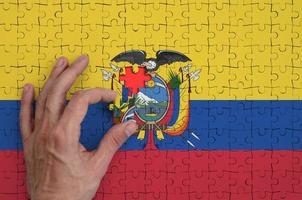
left=93, top=120, right=137, bottom=167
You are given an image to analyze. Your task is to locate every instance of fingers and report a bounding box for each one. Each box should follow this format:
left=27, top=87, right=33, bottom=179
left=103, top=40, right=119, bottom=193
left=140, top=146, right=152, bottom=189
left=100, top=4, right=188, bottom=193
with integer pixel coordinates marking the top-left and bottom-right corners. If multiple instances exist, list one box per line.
left=93, top=121, right=137, bottom=169
left=35, top=57, right=68, bottom=124
left=60, top=88, right=117, bottom=139
left=20, top=84, right=34, bottom=141
left=45, top=55, right=89, bottom=122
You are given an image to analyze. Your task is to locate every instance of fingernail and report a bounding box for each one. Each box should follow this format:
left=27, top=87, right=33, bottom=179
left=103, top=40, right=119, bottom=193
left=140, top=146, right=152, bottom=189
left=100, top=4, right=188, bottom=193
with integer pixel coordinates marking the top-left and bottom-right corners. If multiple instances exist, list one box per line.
left=80, top=54, right=88, bottom=61
left=124, top=120, right=138, bottom=137
left=74, top=55, right=87, bottom=65
left=112, top=90, right=118, bottom=98
left=23, top=84, right=31, bottom=94
left=56, top=57, right=64, bottom=67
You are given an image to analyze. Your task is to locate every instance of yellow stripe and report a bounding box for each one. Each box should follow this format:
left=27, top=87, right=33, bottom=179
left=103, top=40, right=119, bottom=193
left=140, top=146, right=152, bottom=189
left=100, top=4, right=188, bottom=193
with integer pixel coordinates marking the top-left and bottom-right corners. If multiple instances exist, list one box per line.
left=0, top=1, right=301, bottom=100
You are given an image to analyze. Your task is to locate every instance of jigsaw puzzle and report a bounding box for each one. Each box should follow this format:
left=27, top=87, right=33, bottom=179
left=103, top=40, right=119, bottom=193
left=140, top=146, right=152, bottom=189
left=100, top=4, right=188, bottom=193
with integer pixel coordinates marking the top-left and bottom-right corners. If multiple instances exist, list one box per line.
left=1, top=0, right=302, bottom=199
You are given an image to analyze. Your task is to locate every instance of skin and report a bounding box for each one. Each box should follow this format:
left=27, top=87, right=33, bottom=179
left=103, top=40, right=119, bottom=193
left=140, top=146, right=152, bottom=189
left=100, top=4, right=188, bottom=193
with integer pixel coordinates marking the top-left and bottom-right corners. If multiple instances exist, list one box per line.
left=19, top=55, right=137, bottom=200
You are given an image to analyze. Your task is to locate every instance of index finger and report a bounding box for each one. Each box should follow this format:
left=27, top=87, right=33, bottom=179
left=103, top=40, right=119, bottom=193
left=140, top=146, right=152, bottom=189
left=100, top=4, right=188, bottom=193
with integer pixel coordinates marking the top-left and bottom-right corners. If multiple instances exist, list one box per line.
left=45, top=55, right=89, bottom=122
left=59, top=88, right=117, bottom=137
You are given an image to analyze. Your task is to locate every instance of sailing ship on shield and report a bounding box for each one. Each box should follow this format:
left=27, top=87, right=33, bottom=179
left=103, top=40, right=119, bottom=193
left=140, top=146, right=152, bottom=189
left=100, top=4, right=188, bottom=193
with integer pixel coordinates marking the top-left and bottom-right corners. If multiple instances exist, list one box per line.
left=101, top=50, right=201, bottom=149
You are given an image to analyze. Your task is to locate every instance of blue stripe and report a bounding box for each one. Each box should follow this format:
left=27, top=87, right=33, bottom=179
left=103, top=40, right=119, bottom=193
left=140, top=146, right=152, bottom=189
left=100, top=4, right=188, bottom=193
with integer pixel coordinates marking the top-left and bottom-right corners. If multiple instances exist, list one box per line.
left=0, top=100, right=301, bottom=150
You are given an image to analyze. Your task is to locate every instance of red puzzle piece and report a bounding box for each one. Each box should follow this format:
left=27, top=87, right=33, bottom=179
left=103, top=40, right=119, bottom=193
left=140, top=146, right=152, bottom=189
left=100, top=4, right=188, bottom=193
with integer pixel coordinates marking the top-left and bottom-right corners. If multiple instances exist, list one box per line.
left=119, top=66, right=151, bottom=96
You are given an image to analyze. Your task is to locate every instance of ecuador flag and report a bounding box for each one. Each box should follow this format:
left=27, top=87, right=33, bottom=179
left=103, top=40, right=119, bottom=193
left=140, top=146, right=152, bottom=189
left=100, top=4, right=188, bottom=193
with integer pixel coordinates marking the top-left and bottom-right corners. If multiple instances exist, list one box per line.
left=1, top=1, right=302, bottom=200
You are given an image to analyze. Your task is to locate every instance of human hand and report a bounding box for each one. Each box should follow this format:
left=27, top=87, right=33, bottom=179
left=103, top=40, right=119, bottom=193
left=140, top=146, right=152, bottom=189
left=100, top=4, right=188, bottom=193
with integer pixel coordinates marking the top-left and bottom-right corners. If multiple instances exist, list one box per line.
left=19, top=55, right=137, bottom=200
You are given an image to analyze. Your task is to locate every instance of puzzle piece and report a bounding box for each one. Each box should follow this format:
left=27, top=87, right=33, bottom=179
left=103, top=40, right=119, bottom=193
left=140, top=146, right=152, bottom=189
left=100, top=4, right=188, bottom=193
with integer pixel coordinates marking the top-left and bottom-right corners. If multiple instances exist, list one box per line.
left=119, top=66, right=151, bottom=95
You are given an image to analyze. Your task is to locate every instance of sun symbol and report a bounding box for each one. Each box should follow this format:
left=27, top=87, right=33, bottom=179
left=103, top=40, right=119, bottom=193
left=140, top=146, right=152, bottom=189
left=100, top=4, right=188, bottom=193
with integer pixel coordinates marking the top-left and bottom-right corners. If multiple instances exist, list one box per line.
left=146, top=80, right=155, bottom=88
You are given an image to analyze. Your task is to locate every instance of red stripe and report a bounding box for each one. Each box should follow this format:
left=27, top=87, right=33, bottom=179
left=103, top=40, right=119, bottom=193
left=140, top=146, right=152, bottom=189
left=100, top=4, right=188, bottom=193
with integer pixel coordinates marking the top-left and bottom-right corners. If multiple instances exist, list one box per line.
left=1, top=150, right=302, bottom=200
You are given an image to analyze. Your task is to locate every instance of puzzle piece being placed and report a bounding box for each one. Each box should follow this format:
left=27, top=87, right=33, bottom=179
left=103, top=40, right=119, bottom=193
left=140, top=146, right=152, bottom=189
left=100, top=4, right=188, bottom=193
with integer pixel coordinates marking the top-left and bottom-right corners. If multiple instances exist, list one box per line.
left=119, top=66, right=151, bottom=96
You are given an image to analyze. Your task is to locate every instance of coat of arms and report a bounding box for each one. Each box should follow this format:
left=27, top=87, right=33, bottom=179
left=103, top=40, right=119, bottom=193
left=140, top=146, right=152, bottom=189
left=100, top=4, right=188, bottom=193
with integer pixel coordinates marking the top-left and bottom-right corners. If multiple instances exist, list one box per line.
left=101, top=50, right=201, bottom=149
